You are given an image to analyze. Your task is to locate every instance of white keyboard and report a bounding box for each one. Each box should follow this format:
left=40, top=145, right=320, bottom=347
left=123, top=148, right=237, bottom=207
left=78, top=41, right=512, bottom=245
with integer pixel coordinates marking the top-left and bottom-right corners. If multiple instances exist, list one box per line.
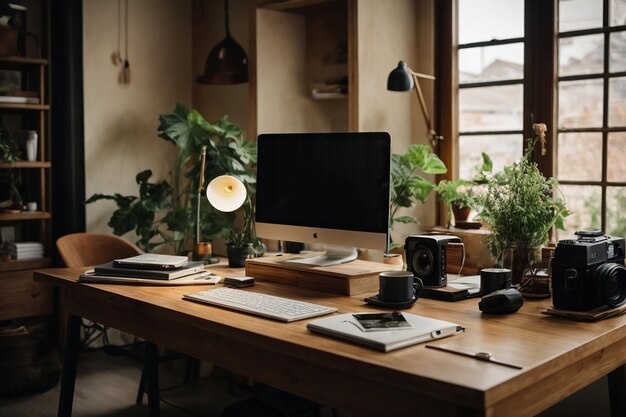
left=183, top=287, right=337, bottom=322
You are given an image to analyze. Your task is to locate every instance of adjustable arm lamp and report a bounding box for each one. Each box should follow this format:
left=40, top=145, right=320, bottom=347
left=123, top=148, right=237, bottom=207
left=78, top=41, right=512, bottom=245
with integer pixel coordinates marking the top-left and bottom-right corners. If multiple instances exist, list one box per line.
left=387, top=60, right=442, bottom=149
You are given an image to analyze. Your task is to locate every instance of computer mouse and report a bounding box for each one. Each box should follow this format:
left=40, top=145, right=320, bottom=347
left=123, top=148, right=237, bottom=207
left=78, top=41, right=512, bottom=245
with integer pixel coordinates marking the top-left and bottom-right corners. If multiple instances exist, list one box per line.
left=479, top=288, right=524, bottom=315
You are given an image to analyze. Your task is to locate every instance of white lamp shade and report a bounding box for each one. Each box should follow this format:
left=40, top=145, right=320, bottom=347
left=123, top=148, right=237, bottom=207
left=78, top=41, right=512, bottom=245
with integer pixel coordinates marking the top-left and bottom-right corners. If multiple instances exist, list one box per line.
left=206, top=175, right=247, bottom=212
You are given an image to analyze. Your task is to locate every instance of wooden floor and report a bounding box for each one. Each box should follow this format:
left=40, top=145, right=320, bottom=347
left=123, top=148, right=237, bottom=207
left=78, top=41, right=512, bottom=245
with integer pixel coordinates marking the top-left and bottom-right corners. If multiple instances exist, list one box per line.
left=0, top=349, right=254, bottom=417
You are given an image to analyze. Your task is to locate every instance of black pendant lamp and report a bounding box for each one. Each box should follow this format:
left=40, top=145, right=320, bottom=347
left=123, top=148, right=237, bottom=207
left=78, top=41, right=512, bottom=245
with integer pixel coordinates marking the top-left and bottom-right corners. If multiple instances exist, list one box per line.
left=197, top=0, right=248, bottom=85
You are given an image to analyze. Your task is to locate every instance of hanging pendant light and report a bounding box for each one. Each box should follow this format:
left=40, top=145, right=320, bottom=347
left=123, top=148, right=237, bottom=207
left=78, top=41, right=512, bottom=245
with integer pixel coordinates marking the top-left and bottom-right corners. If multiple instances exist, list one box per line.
left=197, top=0, right=248, bottom=85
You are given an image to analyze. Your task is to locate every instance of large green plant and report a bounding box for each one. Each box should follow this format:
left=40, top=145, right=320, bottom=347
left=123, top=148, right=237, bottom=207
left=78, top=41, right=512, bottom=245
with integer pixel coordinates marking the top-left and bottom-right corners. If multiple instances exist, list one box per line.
left=390, top=144, right=447, bottom=249
left=86, top=103, right=257, bottom=254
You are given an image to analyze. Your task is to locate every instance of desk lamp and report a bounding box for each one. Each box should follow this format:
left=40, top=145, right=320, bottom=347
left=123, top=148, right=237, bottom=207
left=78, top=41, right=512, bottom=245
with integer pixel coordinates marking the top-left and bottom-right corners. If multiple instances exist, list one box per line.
left=387, top=60, right=442, bottom=149
left=206, top=175, right=247, bottom=213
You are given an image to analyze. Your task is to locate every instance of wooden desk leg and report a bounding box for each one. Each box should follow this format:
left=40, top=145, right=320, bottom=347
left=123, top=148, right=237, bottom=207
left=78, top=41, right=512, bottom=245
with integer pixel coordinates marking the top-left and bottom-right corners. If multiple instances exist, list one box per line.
left=145, top=341, right=160, bottom=417
left=58, top=314, right=81, bottom=417
left=608, top=364, right=626, bottom=417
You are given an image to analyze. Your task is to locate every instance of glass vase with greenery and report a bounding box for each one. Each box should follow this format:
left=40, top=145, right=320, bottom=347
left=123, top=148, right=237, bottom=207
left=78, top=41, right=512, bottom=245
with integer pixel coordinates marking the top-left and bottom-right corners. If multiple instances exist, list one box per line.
left=86, top=103, right=258, bottom=255
left=475, top=123, right=569, bottom=283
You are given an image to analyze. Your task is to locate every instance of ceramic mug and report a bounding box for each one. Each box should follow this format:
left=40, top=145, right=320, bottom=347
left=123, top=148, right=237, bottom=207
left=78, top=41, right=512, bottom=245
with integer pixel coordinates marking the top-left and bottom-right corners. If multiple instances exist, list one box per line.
left=379, top=271, right=423, bottom=303
left=480, top=268, right=512, bottom=296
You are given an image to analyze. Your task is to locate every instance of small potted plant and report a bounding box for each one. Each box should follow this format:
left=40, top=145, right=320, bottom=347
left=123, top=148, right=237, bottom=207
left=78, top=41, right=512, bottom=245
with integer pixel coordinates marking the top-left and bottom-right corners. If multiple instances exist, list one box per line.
left=224, top=197, right=258, bottom=268
left=436, top=178, right=474, bottom=228
left=436, top=152, right=493, bottom=228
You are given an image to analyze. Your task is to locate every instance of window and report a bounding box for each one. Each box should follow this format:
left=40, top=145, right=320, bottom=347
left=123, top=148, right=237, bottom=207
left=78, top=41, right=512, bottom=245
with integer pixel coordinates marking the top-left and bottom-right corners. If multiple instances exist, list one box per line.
left=556, top=0, right=626, bottom=236
left=441, top=0, right=626, bottom=235
left=457, top=0, right=525, bottom=179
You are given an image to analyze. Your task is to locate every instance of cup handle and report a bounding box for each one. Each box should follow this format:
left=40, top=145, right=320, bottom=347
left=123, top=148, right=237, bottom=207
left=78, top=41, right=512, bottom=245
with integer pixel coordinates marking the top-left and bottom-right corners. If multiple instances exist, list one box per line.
left=413, top=276, right=423, bottom=299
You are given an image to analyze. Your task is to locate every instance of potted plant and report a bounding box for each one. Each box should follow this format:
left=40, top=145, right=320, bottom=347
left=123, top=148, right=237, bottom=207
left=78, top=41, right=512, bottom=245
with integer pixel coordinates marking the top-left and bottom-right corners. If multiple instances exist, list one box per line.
left=86, top=103, right=258, bottom=255
left=436, top=152, right=493, bottom=228
left=475, top=123, right=569, bottom=284
left=225, top=198, right=255, bottom=267
left=389, top=144, right=447, bottom=250
left=435, top=178, right=474, bottom=228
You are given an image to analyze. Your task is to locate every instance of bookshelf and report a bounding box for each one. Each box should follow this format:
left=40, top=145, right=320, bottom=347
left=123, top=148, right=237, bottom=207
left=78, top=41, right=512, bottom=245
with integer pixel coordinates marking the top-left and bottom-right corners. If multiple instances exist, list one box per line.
left=0, top=55, right=52, bottom=320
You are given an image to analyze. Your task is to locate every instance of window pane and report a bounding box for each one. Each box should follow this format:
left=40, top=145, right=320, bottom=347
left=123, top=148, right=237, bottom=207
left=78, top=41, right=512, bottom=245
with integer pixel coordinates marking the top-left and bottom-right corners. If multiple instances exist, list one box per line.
left=609, top=77, right=626, bottom=127
left=559, top=0, right=603, bottom=32
left=608, top=132, right=626, bottom=181
left=611, top=0, right=626, bottom=26
left=560, top=185, right=602, bottom=234
left=558, top=79, right=604, bottom=128
left=559, top=34, right=604, bottom=76
left=557, top=132, right=602, bottom=181
left=459, top=0, right=524, bottom=44
left=459, top=44, right=524, bottom=83
left=610, top=31, right=626, bottom=72
left=606, top=187, right=626, bottom=236
left=459, top=85, right=523, bottom=131
left=458, top=134, right=522, bottom=180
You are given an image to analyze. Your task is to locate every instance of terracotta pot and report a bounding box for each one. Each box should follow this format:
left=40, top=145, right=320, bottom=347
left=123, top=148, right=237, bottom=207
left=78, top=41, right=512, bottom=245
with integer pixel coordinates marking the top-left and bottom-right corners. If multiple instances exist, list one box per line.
left=451, top=205, right=471, bottom=223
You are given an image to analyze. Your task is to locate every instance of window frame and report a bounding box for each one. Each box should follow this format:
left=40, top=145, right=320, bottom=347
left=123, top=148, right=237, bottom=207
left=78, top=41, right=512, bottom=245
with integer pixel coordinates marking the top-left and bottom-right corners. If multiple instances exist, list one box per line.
left=436, top=0, right=626, bottom=233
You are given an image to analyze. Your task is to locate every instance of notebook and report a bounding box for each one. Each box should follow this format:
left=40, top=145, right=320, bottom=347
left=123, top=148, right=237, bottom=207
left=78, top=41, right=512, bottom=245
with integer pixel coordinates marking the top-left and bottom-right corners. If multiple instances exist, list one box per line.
left=112, top=254, right=189, bottom=270
left=79, top=270, right=222, bottom=286
left=307, top=312, right=463, bottom=352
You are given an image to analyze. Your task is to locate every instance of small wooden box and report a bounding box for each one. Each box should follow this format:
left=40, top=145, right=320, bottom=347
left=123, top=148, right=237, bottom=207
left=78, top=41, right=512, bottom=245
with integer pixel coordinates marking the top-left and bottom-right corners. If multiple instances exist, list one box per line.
left=245, top=254, right=393, bottom=295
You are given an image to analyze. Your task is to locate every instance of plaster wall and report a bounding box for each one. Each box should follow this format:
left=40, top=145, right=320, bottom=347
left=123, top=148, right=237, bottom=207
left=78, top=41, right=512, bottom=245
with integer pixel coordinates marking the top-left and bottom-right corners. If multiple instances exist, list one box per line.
left=356, top=0, right=437, bottom=242
left=83, top=0, right=192, bottom=240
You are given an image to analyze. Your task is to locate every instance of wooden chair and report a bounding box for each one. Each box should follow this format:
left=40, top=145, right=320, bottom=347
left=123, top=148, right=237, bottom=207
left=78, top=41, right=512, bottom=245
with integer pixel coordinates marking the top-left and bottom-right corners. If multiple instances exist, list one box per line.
left=55, top=232, right=181, bottom=409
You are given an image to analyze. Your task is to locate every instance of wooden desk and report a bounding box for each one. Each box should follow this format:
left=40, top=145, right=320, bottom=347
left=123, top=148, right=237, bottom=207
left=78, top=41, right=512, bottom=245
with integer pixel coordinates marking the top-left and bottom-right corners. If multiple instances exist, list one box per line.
left=35, top=265, right=626, bottom=417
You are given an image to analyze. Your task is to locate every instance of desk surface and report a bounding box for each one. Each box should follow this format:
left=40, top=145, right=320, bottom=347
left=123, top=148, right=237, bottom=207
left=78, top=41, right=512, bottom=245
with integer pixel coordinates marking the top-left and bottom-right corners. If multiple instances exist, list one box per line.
left=35, top=264, right=626, bottom=417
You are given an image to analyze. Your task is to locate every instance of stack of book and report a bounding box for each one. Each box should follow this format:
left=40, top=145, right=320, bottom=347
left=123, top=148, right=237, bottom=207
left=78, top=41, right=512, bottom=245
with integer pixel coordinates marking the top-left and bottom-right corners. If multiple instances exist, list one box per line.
left=5, top=241, right=44, bottom=260
left=79, top=254, right=222, bottom=286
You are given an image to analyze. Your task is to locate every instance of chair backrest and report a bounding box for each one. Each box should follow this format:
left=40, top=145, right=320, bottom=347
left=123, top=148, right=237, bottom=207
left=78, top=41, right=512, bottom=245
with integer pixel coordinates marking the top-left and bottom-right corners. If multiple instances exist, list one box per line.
left=56, top=232, right=143, bottom=267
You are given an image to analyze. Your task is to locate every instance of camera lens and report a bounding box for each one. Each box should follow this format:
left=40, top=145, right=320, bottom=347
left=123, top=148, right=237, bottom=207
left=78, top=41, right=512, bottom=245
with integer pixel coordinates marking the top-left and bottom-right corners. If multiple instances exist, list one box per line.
left=412, top=244, right=434, bottom=276
left=595, top=263, right=626, bottom=307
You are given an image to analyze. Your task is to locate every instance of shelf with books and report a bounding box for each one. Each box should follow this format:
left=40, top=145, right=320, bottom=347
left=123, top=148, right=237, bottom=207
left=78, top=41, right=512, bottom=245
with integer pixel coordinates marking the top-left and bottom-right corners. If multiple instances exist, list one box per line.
left=0, top=43, right=52, bottom=320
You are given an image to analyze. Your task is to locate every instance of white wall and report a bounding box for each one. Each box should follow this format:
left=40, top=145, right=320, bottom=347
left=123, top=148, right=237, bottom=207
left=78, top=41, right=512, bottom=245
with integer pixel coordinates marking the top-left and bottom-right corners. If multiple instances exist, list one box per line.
left=357, top=0, right=437, bottom=242
left=83, top=0, right=193, bottom=238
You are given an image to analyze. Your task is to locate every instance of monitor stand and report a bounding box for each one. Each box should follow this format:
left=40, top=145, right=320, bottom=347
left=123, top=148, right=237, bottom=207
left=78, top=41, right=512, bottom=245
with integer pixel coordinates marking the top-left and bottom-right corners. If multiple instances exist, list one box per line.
left=286, top=245, right=358, bottom=267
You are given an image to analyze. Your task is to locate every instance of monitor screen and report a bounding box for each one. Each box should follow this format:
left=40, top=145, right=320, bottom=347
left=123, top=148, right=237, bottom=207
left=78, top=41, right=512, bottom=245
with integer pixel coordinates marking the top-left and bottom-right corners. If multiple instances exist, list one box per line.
left=255, top=132, right=391, bottom=262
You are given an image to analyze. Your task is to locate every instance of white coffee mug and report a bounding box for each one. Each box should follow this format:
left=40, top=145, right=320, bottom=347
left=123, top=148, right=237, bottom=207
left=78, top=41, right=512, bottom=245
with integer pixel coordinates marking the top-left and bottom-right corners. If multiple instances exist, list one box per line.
left=27, top=202, right=37, bottom=211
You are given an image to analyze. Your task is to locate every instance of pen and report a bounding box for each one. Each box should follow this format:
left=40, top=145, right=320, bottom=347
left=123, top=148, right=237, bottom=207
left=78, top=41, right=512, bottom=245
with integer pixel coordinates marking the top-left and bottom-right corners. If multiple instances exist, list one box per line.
left=425, top=345, right=523, bottom=370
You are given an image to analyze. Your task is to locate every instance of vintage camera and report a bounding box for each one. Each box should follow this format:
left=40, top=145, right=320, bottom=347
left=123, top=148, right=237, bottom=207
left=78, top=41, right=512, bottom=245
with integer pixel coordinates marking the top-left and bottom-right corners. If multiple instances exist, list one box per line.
left=552, top=230, right=626, bottom=311
left=405, top=235, right=461, bottom=287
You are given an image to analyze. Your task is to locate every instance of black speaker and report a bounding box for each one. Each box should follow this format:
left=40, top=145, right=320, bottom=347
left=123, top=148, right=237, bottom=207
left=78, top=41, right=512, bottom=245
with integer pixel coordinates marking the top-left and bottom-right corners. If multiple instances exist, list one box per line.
left=405, top=235, right=462, bottom=287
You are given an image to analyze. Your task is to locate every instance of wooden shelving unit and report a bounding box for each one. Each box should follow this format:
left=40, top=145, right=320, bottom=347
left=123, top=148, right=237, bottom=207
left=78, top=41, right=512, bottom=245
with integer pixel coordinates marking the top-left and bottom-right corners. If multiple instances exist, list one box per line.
left=252, top=0, right=423, bottom=145
left=0, top=54, right=52, bottom=320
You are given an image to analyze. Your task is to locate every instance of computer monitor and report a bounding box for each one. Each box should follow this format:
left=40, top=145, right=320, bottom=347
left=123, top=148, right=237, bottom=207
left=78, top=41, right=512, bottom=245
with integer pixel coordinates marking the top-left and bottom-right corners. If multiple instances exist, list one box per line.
left=255, top=132, right=391, bottom=266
